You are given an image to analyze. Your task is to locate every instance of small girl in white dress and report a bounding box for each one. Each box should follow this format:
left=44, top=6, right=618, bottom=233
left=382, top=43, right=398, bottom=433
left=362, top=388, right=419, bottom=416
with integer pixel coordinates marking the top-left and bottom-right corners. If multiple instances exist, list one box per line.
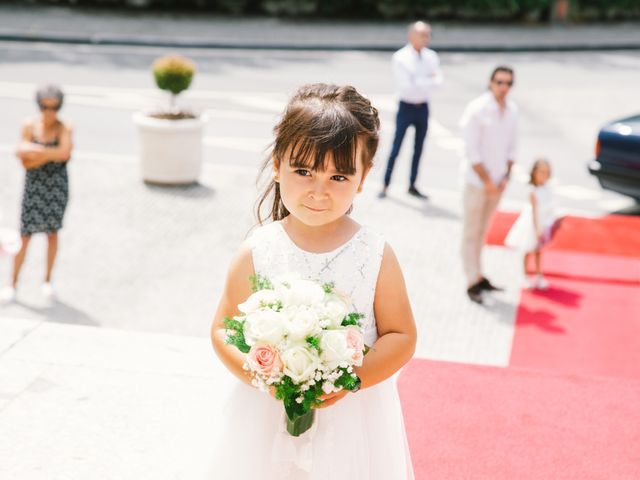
left=505, top=158, right=560, bottom=290
left=210, top=84, right=416, bottom=479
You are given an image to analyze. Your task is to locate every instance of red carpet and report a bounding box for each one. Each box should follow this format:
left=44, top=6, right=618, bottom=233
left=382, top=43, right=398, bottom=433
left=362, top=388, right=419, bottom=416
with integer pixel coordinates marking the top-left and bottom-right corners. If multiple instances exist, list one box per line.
left=398, top=359, right=640, bottom=480
left=525, top=250, right=639, bottom=284
left=486, top=212, right=640, bottom=257
left=397, top=213, right=640, bottom=477
left=510, top=277, right=640, bottom=379
left=486, top=211, right=640, bottom=378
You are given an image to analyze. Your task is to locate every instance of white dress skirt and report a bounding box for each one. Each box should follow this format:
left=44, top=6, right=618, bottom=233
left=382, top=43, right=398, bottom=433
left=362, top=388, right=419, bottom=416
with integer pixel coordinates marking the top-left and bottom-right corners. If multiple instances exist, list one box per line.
left=207, top=222, right=414, bottom=480
left=505, top=184, right=558, bottom=253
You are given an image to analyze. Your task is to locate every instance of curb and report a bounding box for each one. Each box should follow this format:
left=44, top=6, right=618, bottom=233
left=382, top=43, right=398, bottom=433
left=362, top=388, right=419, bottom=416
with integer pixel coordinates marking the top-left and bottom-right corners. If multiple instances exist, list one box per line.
left=1, top=32, right=640, bottom=52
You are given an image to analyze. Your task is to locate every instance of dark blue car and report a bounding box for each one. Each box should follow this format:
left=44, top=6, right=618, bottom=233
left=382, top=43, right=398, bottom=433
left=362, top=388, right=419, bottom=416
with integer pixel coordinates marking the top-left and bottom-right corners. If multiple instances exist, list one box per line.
left=589, top=115, right=640, bottom=201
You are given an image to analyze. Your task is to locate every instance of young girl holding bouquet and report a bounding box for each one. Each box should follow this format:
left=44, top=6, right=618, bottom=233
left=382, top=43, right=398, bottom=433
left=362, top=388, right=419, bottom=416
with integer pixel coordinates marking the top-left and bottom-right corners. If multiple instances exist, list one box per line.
left=210, top=84, right=416, bottom=479
left=505, top=158, right=561, bottom=289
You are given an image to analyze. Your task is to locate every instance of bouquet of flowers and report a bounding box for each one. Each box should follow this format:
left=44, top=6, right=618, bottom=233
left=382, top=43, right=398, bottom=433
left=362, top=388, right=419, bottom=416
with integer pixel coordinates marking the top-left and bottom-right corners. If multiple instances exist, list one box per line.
left=224, top=273, right=366, bottom=437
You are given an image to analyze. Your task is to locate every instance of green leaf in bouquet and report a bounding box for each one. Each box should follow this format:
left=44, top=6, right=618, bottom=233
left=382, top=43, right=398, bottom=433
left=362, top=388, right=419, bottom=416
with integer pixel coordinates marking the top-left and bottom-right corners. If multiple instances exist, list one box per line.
left=250, top=274, right=273, bottom=292
left=275, top=376, right=298, bottom=402
left=279, top=378, right=323, bottom=436
left=341, top=312, right=364, bottom=327
left=322, top=282, right=335, bottom=294
left=223, top=317, right=251, bottom=353
left=303, top=383, right=324, bottom=411
left=266, top=300, right=284, bottom=312
left=277, top=377, right=323, bottom=414
left=306, top=336, right=320, bottom=352
left=334, top=367, right=360, bottom=391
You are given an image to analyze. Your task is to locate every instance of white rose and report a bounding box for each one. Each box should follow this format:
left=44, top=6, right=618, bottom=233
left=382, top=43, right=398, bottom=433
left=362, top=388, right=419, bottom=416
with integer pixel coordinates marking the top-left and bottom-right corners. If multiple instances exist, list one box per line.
left=238, top=289, right=281, bottom=314
left=319, top=329, right=353, bottom=370
left=284, top=305, right=322, bottom=341
left=321, top=293, right=349, bottom=328
left=276, top=276, right=325, bottom=307
left=244, top=309, right=287, bottom=346
left=281, top=345, right=320, bottom=384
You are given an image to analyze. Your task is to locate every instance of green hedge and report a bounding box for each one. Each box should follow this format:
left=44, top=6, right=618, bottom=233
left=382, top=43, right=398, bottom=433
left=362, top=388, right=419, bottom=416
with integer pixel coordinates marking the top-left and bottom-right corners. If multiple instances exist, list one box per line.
left=16, top=0, right=640, bottom=20
left=573, top=0, right=640, bottom=20
left=377, top=0, right=550, bottom=20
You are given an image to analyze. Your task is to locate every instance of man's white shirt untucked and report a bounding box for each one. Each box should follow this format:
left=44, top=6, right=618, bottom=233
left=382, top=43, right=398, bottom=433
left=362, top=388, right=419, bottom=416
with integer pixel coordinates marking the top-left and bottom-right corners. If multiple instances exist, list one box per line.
left=460, top=91, right=518, bottom=187
left=392, top=44, right=443, bottom=104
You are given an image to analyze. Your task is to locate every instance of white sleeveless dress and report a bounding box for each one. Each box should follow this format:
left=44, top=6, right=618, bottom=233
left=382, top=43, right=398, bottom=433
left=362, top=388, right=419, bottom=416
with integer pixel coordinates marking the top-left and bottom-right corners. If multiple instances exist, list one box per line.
left=210, top=221, right=414, bottom=480
left=505, top=184, right=558, bottom=253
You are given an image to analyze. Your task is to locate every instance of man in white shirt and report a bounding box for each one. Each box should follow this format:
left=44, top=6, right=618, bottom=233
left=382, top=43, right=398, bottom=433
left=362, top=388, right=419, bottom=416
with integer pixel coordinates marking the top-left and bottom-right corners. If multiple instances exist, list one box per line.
left=379, top=21, right=443, bottom=199
left=460, top=66, right=518, bottom=303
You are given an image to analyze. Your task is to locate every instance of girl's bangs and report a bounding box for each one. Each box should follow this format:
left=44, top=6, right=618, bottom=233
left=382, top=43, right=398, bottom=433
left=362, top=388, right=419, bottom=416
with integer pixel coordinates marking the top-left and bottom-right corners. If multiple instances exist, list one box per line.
left=286, top=133, right=359, bottom=175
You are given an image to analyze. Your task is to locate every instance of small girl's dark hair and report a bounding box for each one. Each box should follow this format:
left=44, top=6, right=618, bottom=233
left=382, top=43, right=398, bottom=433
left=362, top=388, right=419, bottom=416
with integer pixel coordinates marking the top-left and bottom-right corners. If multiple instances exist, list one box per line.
left=255, top=83, right=380, bottom=224
left=529, top=158, right=551, bottom=185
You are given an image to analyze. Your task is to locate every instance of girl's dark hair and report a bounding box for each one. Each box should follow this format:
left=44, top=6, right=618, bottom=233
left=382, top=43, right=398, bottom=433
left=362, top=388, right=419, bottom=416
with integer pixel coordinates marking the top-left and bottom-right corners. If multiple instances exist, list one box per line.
left=36, top=84, right=64, bottom=108
left=256, top=83, right=380, bottom=224
left=529, top=158, right=551, bottom=185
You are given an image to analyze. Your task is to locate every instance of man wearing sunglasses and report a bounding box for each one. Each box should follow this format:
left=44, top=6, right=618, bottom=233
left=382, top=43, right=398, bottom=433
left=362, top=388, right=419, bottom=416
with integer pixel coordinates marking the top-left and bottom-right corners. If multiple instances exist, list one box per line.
left=460, top=66, right=518, bottom=304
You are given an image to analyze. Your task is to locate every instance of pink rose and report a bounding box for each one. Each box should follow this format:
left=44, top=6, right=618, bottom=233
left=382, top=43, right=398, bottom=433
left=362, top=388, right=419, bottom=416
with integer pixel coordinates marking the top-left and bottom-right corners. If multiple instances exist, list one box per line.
left=247, top=343, right=283, bottom=378
left=346, top=326, right=365, bottom=366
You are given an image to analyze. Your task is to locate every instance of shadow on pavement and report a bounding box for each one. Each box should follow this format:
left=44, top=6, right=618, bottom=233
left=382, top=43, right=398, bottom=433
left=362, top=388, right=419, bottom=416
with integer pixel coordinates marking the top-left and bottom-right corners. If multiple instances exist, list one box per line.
left=478, top=294, right=519, bottom=326
left=515, top=305, right=567, bottom=334
left=484, top=284, right=583, bottom=332
left=384, top=195, right=460, bottom=221
left=16, top=299, right=98, bottom=327
left=529, top=285, right=583, bottom=307
left=144, top=181, right=216, bottom=199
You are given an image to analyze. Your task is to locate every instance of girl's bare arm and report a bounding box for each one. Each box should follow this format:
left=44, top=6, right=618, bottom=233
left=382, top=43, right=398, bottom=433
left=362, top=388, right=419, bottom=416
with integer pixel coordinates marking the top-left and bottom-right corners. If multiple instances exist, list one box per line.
left=210, top=241, right=256, bottom=386
left=355, top=243, right=417, bottom=390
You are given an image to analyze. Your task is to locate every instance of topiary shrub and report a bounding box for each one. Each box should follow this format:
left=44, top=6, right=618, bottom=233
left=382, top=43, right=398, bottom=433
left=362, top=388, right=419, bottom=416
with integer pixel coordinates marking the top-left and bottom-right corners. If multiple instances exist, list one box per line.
left=151, top=55, right=197, bottom=119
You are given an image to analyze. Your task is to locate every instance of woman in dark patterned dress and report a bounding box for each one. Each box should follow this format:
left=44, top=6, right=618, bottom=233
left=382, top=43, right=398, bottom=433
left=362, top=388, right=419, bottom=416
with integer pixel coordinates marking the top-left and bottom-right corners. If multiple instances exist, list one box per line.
left=4, top=85, right=73, bottom=302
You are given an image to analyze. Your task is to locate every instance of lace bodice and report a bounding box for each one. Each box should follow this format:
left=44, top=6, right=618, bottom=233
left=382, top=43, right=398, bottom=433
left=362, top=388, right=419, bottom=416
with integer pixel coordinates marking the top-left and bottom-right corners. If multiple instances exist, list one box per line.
left=250, top=221, right=386, bottom=345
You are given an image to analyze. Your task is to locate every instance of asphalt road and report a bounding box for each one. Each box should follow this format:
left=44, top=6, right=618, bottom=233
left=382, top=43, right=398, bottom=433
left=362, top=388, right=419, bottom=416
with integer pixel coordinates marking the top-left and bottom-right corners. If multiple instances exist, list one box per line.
left=1, top=41, right=639, bottom=213
left=0, top=41, right=639, bottom=337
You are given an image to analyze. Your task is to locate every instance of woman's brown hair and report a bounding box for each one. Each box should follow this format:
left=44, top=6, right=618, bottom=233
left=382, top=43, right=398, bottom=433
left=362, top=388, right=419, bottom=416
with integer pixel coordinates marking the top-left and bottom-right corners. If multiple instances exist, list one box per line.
left=256, top=83, right=380, bottom=225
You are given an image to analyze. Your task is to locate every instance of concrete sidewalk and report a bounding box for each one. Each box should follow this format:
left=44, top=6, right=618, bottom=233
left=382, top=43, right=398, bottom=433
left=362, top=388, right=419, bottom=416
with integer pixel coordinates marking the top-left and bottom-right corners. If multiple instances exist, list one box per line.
left=0, top=316, right=226, bottom=479
left=1, top=5, right=639, bottom=51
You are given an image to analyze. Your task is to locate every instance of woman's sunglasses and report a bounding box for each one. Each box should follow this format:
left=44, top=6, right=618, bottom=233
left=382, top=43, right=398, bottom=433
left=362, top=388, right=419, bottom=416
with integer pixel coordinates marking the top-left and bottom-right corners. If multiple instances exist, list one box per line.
left=39, top=104, right=61, bottom=112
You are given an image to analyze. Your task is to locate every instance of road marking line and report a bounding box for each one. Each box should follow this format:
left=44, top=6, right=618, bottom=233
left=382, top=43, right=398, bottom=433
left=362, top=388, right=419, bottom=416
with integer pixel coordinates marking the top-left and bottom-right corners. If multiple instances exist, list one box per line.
left=203, top=136, right=270, bottom=153
left=554, top=184, right=603, bottom=200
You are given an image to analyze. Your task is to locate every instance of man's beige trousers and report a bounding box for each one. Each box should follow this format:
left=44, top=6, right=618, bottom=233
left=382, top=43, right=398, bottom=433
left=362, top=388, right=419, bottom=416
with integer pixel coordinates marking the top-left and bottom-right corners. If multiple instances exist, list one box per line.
left=462, top=184, right=501, bottom=286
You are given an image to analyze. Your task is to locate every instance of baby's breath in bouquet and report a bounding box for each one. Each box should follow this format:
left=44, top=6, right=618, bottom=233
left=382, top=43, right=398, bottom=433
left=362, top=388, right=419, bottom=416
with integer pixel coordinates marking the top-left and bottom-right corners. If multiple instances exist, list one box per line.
left=224, top=273, right=366, bottom=437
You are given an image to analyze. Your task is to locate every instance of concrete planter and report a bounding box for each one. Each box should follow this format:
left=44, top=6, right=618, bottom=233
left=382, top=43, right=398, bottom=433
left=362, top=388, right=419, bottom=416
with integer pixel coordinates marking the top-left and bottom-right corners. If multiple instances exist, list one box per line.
left=133, top=112, right=206, bottom=185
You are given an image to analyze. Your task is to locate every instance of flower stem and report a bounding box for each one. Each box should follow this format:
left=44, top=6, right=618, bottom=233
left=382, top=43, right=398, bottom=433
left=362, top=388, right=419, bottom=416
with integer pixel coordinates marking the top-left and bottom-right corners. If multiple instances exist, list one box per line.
left=286, top=409, right=315, bottom=437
